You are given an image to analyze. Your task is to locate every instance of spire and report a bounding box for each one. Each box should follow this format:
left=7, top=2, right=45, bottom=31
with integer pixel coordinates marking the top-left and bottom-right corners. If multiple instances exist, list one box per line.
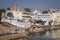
left=12, top=4, right=17, bottom=11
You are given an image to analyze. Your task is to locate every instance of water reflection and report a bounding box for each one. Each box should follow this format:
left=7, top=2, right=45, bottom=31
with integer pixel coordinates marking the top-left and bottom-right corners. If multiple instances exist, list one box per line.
left=52, top=30, right=60, bottom=38
left=17, top=30, right=60, bottom=40
left=27, top=30, right=60, bottom=40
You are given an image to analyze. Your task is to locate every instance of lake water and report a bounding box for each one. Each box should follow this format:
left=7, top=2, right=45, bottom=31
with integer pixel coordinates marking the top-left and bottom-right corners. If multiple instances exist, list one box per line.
left=18, top=29, right=60, bottom=40
left=28, top=30, right=60, bottom=40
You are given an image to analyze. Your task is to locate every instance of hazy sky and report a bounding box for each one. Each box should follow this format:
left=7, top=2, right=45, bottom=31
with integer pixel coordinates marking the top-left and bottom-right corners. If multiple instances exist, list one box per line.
left=0, top=0, right=60, bottom=10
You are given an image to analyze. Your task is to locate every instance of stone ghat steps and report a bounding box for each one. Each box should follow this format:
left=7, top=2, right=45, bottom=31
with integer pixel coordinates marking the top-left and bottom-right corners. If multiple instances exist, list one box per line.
left=28, top=28, right=45, bottom=34
left=0, top=33, right=27, bottom=40
left=0, top=24, right=8, bottom=30
left=0, top=22, right=60, bottom=32
left=0, top=22, right=16, bottom=27
left=0, top=24, right=11, bottom=35
left=0, top=22, right=60, bottom=40
left=0, top=22, right=19, bottom=36
left=1, top=22, right=19, bottom=31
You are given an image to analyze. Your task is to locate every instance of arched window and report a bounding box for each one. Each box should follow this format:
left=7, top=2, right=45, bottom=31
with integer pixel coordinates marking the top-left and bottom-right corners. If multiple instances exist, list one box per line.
left=7, top=12, right=13, bottom=17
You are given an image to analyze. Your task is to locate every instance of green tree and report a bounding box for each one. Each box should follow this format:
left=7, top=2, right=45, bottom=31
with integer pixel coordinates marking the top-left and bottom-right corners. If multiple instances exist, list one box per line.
left=0, top=9, right=6, bottom=22
left=0, top=9, right=6, bottom=13
left=7, top=7, right=10, bottom=10
left=24, top=8, right=31, bottom=12
left=42, top=10, right=48, bottom=14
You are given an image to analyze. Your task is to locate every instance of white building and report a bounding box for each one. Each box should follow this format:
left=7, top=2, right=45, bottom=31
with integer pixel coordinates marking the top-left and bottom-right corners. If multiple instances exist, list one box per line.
left=31, top=9, right=60, bottom=25
left=2, top=5, right=32, bottom=22
left=52, top=11, right=60, bottom=25
left=1, top=5, right=31, bottom=28
left=32, top=14, right=52, bottom=21
left=2, top=5, right=22, bottom=23
left=32, top=10, right=42, bottom=15
left=32, top=10, right=58, bottom=25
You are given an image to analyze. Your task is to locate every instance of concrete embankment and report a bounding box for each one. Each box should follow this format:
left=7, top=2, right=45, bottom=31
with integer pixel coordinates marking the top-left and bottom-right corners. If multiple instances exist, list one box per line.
left=50, top=26, right=60, bottom=30
left=0, top=33, right=27, bottom=40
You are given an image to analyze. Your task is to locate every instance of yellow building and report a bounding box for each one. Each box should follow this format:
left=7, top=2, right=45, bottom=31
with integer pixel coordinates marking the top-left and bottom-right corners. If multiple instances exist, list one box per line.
left=53, top=13, right=60, bottom=25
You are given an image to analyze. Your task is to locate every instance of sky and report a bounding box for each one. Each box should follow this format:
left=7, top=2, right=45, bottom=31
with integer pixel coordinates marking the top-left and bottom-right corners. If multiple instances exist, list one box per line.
left=0, top=0, right=60, bottom=10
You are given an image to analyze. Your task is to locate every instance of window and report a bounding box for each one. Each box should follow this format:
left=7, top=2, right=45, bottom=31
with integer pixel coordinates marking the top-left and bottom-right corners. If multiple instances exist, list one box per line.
left=7, top=12, right=13, bottom=17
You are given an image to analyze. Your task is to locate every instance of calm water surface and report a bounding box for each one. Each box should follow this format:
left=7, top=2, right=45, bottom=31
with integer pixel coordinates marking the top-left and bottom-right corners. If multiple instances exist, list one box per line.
left=18, top=30, right=60, bottom=40
left=20, top=30, right=60, bottom=40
